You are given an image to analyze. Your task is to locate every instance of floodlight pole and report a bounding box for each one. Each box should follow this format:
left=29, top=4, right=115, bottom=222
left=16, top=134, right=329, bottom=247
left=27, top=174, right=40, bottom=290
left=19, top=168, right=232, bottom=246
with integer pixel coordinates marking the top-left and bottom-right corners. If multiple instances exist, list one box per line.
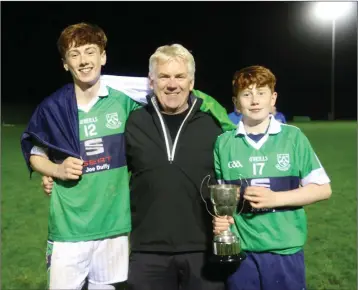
left=330, top=19, right=336, bottom=121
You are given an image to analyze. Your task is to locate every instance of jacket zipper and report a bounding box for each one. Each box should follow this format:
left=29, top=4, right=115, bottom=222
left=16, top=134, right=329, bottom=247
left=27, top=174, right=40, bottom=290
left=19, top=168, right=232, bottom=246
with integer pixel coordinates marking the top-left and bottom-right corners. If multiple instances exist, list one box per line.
left=170, top=99, right=197, bottom=162
left=151, top=97, right=197, bottom=163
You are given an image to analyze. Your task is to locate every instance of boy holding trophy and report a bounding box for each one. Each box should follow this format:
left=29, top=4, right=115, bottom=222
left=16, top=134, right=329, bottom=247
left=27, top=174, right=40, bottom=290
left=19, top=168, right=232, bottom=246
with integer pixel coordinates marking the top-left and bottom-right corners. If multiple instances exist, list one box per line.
left=212, top=65, right=331, bottom=290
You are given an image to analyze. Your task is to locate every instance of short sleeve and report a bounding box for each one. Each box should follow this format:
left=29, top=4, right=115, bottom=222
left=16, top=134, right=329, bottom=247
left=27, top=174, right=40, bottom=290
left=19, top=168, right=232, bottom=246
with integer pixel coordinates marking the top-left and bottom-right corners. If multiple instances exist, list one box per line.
left=296, top=130, right=330, bottom=186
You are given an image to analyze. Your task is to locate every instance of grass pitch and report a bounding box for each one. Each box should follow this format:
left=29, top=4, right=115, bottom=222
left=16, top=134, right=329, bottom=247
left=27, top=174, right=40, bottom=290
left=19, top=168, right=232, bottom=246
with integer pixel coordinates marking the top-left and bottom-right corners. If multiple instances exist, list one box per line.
left=1, top=122, right=356, bottom=289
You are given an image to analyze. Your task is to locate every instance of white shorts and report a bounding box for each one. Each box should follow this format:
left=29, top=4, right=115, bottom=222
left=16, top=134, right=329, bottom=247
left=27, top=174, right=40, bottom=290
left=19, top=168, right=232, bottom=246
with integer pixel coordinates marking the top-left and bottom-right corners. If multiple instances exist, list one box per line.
left=46, top=235, right=129, bottom=290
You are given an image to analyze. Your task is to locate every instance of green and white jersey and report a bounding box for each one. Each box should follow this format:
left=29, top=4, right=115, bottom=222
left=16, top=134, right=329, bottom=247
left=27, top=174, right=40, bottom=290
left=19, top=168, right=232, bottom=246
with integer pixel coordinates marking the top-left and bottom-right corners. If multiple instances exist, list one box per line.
left=49, top=84, right=140, bottom=242
left=214, top=117, right=330, bottom=254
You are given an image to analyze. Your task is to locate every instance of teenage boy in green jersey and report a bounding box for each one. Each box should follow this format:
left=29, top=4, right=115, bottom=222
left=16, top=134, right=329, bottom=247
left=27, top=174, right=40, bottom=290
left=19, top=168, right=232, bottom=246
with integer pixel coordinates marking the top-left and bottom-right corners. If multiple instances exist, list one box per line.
left=213, top=65, right=332, bottom=290
left=25, top=23, right=141, bottom=290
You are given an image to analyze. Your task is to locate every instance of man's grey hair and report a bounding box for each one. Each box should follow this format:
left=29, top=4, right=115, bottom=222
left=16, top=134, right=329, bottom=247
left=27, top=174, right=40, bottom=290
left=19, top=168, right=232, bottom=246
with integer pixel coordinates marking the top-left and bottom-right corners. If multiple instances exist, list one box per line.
left=149, top=44, right=195, bottom=80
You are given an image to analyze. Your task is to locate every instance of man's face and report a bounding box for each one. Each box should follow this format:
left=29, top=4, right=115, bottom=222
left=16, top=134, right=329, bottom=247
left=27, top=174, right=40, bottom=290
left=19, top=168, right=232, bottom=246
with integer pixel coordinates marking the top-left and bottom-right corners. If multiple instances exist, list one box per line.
left=149, top=58, right=194, bottom=114
left=237, top=84, right=277, bottom=123
left=63, top=43, right=106, bottom=86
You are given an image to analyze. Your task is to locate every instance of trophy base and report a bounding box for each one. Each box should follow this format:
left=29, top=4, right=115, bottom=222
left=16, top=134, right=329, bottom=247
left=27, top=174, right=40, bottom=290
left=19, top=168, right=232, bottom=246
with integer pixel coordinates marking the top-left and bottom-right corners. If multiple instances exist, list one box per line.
left=210, top=252, right=246, bottom=264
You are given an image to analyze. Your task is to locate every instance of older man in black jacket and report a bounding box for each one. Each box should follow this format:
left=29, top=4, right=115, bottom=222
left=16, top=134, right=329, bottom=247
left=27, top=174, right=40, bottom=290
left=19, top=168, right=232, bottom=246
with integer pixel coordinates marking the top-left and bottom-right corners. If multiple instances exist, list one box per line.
left=125, top=44, right=233, bottom=290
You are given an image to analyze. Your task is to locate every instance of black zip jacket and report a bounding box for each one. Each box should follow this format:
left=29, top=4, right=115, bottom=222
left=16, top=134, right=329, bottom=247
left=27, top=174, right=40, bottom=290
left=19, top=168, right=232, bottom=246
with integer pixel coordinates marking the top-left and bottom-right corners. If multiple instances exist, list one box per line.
left=125, top=93, right=223, bottom=252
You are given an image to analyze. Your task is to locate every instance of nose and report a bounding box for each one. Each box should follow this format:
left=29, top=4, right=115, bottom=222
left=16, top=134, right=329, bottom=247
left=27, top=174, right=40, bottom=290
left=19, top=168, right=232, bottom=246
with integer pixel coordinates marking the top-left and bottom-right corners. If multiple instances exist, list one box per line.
left=251, top=93, right=259, bottom=105
left=167, top=77, right=178, bottom=89
left=79, top=54, right=89, bottom=66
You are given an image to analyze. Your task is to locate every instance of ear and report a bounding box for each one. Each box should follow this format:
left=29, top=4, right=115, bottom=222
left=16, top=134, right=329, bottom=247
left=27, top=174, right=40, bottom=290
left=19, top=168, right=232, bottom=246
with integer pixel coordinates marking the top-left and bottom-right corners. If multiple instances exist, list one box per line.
left=271, top=92, right=278, bottom=107
left=62, top=59, right=69, bottom=71
left=101, top=50, right=107, bottom=66
left=148, top=73, right=154, bottom=90
left=189, top=78, right=195, bottom=91
left=232, top=96, right=237, bottom=106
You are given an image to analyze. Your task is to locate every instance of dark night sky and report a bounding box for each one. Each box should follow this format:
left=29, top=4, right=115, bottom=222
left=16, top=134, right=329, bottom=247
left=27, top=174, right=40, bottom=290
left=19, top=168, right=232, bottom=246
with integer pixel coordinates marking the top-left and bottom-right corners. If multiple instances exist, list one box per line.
left=2, top=1, right=357, bottom=120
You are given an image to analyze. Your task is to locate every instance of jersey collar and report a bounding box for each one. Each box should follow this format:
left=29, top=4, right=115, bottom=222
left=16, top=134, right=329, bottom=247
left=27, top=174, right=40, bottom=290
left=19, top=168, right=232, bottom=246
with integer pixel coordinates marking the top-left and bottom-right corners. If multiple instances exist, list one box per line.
left=235, top=114, right=281, bottom=136
left=235, top=116, right=281, bottom=150
left=98, top=81, right=109, bottom=97
left=77, top=81, right=109, bottom=112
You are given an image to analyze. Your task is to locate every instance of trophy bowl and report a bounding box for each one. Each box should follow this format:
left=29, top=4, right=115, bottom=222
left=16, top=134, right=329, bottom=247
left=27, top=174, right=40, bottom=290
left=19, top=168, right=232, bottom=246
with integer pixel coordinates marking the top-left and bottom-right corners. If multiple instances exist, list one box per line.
left=208, top=184, right=246, bottom=264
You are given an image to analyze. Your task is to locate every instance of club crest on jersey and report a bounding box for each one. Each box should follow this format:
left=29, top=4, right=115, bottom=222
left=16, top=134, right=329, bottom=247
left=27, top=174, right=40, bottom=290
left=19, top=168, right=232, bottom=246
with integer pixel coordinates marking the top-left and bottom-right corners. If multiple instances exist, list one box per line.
left=105, top=113, right=121, bottom=129
left=276, top=153, right=290, bottom=171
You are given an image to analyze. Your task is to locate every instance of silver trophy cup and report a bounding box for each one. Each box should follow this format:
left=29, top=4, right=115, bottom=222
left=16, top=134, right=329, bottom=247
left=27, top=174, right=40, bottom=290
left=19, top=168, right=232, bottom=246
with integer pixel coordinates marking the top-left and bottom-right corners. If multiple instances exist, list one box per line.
left=200, top=175, right=246, bottom=264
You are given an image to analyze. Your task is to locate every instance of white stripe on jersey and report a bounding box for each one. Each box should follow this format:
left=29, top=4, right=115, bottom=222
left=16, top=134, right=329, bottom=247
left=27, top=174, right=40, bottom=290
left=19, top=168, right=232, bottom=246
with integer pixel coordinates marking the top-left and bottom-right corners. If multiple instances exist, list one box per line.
left=30, top=145, right=48, bottom=157
left=301, top=167, right=330, bottom=186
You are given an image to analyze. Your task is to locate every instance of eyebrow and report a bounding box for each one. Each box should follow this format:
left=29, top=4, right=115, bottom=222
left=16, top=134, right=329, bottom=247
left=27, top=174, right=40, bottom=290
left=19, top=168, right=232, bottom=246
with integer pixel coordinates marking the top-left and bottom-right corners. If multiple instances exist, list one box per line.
left=85, top=46, right=97, bottom=51
left=67, top=46, right=97, bottom=53
left=242, top=87, right=269, bottom=92
left=158, top=73, right=187, bottom=77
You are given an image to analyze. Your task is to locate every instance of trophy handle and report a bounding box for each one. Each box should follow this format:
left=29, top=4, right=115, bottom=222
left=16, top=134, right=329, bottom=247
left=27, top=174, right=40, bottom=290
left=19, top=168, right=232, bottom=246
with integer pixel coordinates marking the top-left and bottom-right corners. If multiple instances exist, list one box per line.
left=199, top=174, right=216, bottom=218
left=237, top=175, right=249, bottom=215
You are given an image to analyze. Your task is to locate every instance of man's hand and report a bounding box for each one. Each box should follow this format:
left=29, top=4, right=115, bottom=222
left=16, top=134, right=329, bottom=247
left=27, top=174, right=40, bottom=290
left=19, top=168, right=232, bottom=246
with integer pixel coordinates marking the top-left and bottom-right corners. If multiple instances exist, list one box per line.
left=213, top=216, right=234, bottom=235
left=54, top=157, right=83, bottom=181
left=244, top=186, right=280, bottom=209
left=42, top=176, right=54, bottom=196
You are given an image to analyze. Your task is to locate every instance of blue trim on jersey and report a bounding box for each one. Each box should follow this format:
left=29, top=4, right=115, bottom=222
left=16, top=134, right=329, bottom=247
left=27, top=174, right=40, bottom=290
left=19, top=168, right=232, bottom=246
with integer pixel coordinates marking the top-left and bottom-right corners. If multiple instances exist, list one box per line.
left=81, top=133, right=127, bottom=175
left=223, top=175, right=300, bottom=191
left=222, top=176, right=302, bottom=214
left=247, top=133, right=265, bottom=143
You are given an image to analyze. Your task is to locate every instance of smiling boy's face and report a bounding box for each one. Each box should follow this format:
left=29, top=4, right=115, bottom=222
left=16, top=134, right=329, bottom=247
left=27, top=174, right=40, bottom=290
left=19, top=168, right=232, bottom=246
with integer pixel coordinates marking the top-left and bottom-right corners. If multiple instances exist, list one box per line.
left=63, top=43, right=106, bottom=86
left=237, top=83, right=277, bottom=123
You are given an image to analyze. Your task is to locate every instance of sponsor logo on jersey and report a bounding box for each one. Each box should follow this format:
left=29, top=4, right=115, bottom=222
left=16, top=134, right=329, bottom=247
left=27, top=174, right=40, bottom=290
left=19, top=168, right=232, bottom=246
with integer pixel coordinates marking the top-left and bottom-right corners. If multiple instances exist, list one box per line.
left=83, top=156, right=112, bottom=173
left=276, top=153, right=290, bottom=171
left=228, top=160, right=243, bottom=168
left=105, top=112, right=122, bottom=129
left=80, top=133, right=126, bottom=175
left=83, top=138, right=110, bottom=172
left=80, top=117, right=98, bottom=125
left=249, top=156, right=268, bottom=162
left=84, top=138, right=104, bottom=156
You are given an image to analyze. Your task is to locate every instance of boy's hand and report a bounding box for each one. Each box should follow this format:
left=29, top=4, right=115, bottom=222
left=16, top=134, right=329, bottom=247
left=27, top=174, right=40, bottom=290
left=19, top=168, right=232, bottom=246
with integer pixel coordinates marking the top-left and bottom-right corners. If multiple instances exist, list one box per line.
left=42, top=176, right=53, bottom=196
left=244, top=186, right=280, bottom=209
left=54, top=157, right=83, bottom=180
left=213, top=216, right=234, bottom=235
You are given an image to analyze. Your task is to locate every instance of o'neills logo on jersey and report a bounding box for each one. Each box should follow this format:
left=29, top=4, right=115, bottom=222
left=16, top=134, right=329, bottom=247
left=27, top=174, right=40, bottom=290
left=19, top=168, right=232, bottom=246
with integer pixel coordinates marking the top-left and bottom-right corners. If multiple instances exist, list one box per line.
left=80, top=117, right=98, bottom=125
left=105, top=112, right=122, bottom=129
left=249, top=156, right=268, bottom=162
left=228, top=160, right=243, bottom=169
left=276, top=153, right=290, bottom=171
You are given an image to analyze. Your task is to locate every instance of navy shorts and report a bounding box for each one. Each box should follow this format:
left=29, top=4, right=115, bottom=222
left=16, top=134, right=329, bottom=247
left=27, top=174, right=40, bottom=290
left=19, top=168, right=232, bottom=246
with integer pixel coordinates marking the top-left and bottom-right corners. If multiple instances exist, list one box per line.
left=227, top=250, right=306, bottom=290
